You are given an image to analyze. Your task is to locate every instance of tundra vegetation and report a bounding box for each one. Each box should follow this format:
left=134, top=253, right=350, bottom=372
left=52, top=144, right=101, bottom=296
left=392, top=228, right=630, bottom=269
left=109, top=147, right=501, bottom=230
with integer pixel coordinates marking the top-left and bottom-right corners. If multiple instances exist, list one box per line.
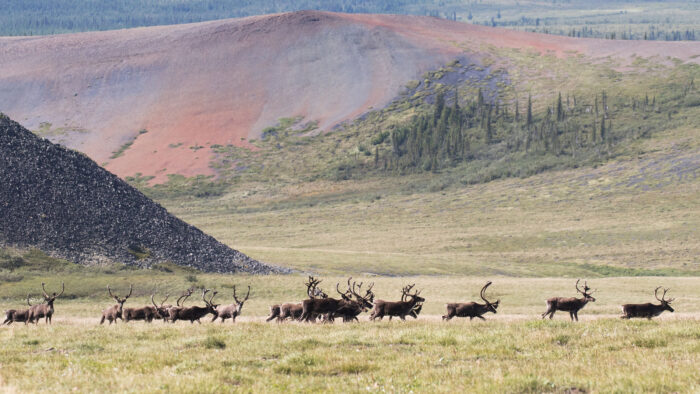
left=2, top=275, right=700, bottom=392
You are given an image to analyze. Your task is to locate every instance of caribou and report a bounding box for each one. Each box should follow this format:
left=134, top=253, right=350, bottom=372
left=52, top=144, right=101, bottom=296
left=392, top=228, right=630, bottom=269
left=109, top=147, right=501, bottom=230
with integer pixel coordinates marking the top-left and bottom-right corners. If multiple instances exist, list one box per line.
left=100, top=285, right=131, bottom=325
left=170, top=289, right=218, bottom=323
left=541, top=279, right=595, bottom=321
left=369, top=284, right=425, bottom=321
left=300, top=278, right=372, bottom=323
left=150, top=294, right=173, bottom=321
left=161, top=288, right=195, bottom=322
left=267, top=276, right=326, bottom=322
left=328, top=280, right=374, bottom=322
left=3, top=295, right=33, bottom=325
left=27, top=282, right=64, bottom=324
left=443, top=281, right=500, bottom=321
left=275, top=303, right=305, bottom=322
left=212, top=285, right=251, bottom=323
left=621, top=287, right=675, bottom=319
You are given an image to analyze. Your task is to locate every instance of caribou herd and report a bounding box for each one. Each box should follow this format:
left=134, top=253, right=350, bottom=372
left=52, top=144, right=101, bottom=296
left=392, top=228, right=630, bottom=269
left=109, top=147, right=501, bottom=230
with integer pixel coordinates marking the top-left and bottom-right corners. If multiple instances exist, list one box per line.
left=2, top=278, right=678, bottom=326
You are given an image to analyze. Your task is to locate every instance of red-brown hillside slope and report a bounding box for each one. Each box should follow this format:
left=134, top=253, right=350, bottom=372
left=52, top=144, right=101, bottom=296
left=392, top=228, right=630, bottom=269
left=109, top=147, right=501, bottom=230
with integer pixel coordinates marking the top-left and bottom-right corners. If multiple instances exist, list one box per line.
left=1, top=11, right=698, bottom=182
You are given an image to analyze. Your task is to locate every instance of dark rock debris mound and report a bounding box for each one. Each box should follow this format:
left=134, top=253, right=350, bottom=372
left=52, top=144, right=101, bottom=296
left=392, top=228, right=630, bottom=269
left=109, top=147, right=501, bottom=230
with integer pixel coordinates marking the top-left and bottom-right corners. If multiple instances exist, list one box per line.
left=0, top=114, right=285, bottom=274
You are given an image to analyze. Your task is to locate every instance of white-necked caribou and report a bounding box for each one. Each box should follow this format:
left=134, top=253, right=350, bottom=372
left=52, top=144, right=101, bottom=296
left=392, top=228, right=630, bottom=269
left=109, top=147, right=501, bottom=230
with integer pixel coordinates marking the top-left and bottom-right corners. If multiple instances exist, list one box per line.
left=212, top=285, right=251, bottom=323
left=100, top=285, right=131, bottom=324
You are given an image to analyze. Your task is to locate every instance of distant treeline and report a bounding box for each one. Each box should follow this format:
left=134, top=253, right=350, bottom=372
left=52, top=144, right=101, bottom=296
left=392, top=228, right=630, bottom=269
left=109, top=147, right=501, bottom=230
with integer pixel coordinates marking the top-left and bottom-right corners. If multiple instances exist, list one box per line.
left=1, top=0, right=697, bottom=42
left=483, top=20, right=698, bottom=41
left=353, top=77, right=699, bottom=181
left=0, top=0, right=431, bottom=36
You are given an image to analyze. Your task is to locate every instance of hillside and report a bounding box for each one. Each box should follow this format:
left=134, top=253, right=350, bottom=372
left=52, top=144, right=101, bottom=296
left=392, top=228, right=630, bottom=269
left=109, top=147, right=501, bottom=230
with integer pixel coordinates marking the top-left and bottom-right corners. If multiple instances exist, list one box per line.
left=1, top=11, right=698, bottom=182
left=0, top=114, right=280, bottom=274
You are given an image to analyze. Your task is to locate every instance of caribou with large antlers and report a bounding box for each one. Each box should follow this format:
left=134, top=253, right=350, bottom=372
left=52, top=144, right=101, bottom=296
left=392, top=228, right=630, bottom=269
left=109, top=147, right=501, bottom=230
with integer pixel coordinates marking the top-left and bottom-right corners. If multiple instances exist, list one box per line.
left=100, top=285, right=131, bottom=325
left=621, top=287, right=675, bottom=319
left=170, top=289, right=218, bottom=323
left=329, top=280, right=375, bottom=322
left=160, top=288, right=194, bottom=322
left=212, top=285, right=251, bottom=323
left=541, top=279, right=595, bottom=321
left=3, top=295, right=33, bottom=325
left=443, top=281, right=500, bottom=321
left=150, top=294, right=173, bottom=322
left=27, top=282, right=65, bottom=324
left=369, top=284, right=425, bottom=321
left=300, top=277, right=369, bottom=323
left=267, top=277, right=327, bottom=323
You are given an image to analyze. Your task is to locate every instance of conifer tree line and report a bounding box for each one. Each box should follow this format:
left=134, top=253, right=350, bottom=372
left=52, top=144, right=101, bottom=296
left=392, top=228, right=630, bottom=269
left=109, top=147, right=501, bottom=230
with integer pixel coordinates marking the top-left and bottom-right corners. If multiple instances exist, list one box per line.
left=372, top=86, right=671, bottom=173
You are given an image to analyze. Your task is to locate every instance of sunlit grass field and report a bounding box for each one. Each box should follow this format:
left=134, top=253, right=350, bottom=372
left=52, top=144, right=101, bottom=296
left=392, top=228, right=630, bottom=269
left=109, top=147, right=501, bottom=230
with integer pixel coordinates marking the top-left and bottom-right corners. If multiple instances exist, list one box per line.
left=2, top=276, right=700, bottom=392
left=161, top=121, right=700, bottom=277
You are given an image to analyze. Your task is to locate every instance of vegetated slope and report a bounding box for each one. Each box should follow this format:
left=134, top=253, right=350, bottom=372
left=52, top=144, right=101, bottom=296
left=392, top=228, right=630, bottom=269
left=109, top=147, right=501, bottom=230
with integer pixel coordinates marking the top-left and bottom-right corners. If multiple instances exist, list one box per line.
left=0, top=114, right=281, bottom=273
left=1, top=11, right=697, bottom=182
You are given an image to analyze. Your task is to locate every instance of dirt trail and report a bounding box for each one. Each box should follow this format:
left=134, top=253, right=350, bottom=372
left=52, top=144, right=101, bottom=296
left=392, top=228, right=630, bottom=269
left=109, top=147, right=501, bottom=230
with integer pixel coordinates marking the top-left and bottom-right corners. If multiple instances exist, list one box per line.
left=12, top=313, right=699, bottom=327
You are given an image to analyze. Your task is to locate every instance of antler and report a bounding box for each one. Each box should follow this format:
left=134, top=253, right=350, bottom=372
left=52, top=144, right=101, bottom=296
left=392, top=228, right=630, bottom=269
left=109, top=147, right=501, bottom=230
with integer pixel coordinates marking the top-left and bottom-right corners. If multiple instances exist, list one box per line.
left=54, top=283, right=65, bottom=298
left=177, top=288, right=193, bottom=307
left=160, top=294, right=170, bottom=307
left=480, top=281, right=493, bottom=303
left=400, top=284, right=415, bottom=301
left=336, top=282, right=350, bottom=299
left=108, top=285, right=116, bottom=300
left=27, top=294, right=32, bottom=307
left=151, top=294, right=159, bottom=309
left=656, top=287, right=674, bottom=303
left=233, top=285, right=250, bottom=304
left=206, top=290, right=218, bottom=306
left=575, top=279, right=585, bottom=295
left=306, top=276, right=326, bottom=299
left=201, top=288, right=210, bottom=303
left=124, top=284, right=133, bottom=300
left=41, top=282, right=49, bottom=298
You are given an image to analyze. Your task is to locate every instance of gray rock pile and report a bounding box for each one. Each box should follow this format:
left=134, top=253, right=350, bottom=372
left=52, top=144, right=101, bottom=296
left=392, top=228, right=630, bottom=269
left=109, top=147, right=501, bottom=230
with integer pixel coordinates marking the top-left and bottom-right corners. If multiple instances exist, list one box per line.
left=0, top=114, right=284, bottom=274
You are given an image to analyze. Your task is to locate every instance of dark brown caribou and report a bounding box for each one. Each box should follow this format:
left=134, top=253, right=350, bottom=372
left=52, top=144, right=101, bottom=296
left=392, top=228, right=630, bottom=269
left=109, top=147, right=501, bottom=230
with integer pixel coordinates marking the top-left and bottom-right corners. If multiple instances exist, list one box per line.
left=212, top=285, right=251, bottom=323
left=410, top=303, right=423, bottom=319
left=277, top=303, right=305, bottom=321
left=443, top=281, right=500, bottom=321
left=541, top=279, right=596, bottom=321
left=150, top=293, right=173, bottom=321
left=28, top=282, right=64, bottom=324
left=328, top=280, right=375, bottom=322
left=123, top=304, right=157, bottom=323
left=3, top=295, right=33, bottom=325
left=100, top=285, right=131, bottom=325
left=300, top=278, right=367, bottom=323
left=621, top=287, right=675, bottom=319
left=170, top=289, right=218, bottom=323
left=369, top=284, right=425, bottom=321
left=267, top=276, right=326, bottom=322
left=161, top=288, right=194, bottom=322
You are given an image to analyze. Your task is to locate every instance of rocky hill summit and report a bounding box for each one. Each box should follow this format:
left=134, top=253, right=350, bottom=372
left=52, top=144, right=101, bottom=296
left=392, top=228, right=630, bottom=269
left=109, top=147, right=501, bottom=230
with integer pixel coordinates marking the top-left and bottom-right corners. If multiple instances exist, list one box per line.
left=0, top=114, right=283, bottom=273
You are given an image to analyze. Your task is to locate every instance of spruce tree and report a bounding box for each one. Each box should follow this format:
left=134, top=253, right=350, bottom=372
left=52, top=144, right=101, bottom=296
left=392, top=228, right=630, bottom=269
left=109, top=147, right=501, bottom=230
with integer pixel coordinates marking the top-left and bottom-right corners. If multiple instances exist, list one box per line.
left=556, top=92, right=564, bottom=121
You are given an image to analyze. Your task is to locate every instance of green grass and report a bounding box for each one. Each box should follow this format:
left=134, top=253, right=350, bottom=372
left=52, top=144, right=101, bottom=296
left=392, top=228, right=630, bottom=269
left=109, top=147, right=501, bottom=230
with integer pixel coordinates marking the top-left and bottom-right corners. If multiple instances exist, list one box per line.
left=2, top=276, right=700, bottom=392
left=156, top=120, right=700, bottom=276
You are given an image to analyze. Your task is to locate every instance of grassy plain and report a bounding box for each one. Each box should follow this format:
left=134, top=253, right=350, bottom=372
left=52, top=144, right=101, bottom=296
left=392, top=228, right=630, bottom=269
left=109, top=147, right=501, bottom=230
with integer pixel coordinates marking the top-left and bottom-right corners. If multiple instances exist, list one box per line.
left=2, top=277, right=700, bottom=392
left=157, top=119, right=700, bottom=276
